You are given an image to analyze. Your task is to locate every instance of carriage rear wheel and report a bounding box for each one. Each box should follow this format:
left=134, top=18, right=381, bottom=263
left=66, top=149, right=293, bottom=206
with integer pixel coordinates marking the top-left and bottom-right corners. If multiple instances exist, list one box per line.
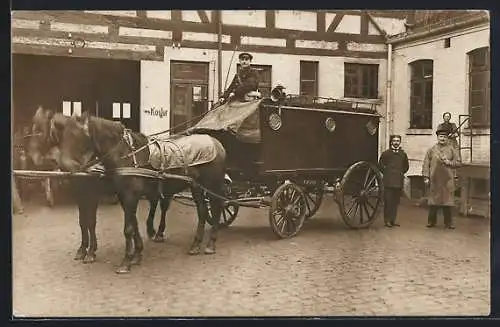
left=269, top=182, right=307, bottom=238
left=207, top=181, right=239, bottom=227
left=338, top=161, right=383, bottom=229
left=303, top=181, right=324, bottom=220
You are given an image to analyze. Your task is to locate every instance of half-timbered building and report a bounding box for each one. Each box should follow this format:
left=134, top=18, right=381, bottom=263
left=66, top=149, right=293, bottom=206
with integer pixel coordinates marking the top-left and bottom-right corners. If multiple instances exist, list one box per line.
left=12, top=10, right=408, bottom=157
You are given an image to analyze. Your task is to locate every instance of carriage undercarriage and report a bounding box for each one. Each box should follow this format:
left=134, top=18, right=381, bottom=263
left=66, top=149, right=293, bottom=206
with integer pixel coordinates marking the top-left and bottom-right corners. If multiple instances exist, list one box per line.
left=14, top=158, right=383, bottom=239
left=17, top=95, right=384, bottom=241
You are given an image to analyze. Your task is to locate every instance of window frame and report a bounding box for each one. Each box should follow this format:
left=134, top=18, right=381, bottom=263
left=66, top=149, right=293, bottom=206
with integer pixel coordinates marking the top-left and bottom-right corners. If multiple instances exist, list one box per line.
left=409, top=59, right=434, bottom=129
left=467, top=47, right=490, bottom=128
left=300, top=61, right=319, bottom=97
left=343, top=63, right=379, bottom=99
left=236, top=64, right=272, bottom=98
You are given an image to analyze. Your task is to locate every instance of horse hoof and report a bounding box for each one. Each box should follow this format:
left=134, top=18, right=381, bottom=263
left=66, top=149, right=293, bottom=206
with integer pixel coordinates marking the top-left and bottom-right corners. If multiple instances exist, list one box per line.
left=130, top=254, right=142, bottom=266
left=204, top=247, right=216, bottom=255
left=147, top=230, right=156, bottom=239
left=153, top=234, right=165, bottom=243
left=115, top=265, right=131, bottom=274
left=83, top=253, right=96, bottom=264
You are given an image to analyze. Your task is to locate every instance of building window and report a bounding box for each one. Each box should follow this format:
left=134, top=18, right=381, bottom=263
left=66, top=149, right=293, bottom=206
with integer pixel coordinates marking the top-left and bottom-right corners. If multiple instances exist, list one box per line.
left=344, top=63, right=378, bottom=99
left=62, top=101, right=82, bottom=117
left=237, top=64, right=272, bottom=98
left=409, top=60, right=433, bottom=129
left=112, top=102, right=131, bottom=119
left=468, top=47, right=490, bottom=127
left=300, top=61, right=318, bottom=97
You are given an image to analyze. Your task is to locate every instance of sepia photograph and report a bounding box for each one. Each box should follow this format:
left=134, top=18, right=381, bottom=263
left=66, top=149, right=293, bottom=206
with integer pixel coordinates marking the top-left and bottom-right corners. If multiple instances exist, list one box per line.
left=11, top=9, right=491, bottom=317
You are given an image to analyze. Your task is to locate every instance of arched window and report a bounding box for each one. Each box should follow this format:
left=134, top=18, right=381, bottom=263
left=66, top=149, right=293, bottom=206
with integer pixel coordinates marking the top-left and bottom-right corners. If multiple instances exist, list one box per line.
left=468, top=47, right=490, bottom=127
left=409, top=60, right=433, bottom=129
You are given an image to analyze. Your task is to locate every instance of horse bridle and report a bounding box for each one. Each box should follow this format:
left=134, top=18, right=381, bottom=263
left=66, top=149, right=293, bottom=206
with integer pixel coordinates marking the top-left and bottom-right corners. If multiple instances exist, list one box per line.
left=76, top=119, right=146, bottom=173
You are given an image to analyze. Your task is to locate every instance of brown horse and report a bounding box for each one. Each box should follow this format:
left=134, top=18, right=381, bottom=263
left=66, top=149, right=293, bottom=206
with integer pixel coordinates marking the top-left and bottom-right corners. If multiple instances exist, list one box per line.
left=26, top=107, right=167, bottom=265
left=57, top=112, right=227, bottom=274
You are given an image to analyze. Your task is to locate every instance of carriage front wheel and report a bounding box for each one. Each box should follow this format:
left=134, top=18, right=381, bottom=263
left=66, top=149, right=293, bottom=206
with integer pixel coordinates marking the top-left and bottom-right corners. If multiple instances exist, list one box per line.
left=338, top=161, right=383, bottom=229
left=269, top=181, right=307, bottom=238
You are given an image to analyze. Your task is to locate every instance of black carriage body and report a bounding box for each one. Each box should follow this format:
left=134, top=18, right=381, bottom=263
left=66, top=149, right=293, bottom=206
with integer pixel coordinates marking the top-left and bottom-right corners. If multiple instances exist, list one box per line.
left=258, top=103, right=381, bottom=178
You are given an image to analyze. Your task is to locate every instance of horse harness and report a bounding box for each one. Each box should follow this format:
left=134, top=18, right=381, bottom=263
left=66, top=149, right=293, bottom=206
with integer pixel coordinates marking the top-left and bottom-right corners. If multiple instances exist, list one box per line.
left=123, top=129, right=139, bottom=168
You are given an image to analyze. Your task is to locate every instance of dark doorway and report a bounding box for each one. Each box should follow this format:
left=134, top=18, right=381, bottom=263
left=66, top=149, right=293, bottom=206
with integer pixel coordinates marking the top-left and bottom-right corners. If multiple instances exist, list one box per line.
left=12, top=54, right=140, bottom=133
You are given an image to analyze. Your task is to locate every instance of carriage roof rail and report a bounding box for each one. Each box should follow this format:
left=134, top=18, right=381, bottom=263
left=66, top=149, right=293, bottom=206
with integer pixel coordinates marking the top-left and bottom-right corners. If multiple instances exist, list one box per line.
left=283, top=94, right=381, bottom=113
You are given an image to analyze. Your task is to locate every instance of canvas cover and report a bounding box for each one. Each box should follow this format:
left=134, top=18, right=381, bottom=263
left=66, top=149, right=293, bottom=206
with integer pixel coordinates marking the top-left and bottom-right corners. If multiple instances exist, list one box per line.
left=148, top=134, right=218, bottom=171
left=187, top=99, right=262, bottom=144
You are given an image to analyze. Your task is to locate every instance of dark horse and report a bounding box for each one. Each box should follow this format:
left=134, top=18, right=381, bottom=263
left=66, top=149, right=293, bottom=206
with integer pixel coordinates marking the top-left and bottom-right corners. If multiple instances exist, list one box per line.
left=27, top=107, right=168, bottom=265
left=57, top=112, right=227, bottom=274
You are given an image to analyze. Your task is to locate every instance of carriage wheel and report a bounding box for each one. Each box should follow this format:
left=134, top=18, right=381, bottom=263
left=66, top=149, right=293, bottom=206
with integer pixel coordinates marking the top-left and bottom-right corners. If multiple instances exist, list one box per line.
left=207, top=181, right=239, bottom=227
left=338, top=161, right=383, bottom=229
left=269, top=182, right=307, bottom=238
left=303, top=182, right=324, bottom=220
left=220, top=202, right=239, bottom=227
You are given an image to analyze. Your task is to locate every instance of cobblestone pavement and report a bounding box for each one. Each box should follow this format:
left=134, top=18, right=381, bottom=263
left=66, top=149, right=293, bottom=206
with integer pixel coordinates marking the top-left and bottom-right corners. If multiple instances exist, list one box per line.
left=12, top=195, right=490, bottom=317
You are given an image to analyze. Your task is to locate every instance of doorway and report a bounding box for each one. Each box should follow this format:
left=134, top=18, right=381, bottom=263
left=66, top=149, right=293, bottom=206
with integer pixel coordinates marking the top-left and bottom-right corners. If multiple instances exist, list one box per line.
left=170, top=61, right=209, bottom=134
left=12, top=54, right=140, bottom=133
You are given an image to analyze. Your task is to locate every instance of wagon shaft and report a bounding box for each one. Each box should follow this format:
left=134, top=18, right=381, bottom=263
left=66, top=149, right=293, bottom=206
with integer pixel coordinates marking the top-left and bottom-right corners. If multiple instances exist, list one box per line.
left=13, top=170, right=104, bottom=178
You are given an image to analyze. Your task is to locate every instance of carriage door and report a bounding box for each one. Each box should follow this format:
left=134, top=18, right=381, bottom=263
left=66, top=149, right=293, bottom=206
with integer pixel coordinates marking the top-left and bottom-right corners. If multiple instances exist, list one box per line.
left=170, top=61, right=209, bottom=134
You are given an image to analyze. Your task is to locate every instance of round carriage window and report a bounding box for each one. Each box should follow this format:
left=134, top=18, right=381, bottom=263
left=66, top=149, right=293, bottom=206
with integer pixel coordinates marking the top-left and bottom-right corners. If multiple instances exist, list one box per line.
left=366, top=119, right=378, bottom=135
left=268, top=113, right=282, bottom=131
left=325, top=117, right=336, bottom=132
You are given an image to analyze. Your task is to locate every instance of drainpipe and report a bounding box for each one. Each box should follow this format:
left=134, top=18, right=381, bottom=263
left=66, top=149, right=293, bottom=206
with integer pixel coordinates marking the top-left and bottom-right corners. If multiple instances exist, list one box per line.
left=217, top=10, right=223, bottom=99
left=386, top=43, right=393, bottom=151
left=367, top=12, right=392, bottom=153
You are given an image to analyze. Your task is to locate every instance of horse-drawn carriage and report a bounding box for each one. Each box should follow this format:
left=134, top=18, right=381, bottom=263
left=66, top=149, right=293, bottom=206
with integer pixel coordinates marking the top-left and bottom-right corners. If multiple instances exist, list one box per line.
left=184, top=93, right=384, bottom=238
left=14, top=88, right=384, bottom=273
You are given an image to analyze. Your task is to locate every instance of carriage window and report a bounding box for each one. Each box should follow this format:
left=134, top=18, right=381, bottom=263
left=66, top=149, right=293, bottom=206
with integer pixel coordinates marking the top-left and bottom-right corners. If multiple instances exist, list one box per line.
left=409, top=60, right=433, bottom=129
left=300, top=61, right=318, bottom=97
left=468, top=47, right=490, bottom=127
left=344, top=63, right=378, bottom=99
left=237, top=64, right=272, bottom=98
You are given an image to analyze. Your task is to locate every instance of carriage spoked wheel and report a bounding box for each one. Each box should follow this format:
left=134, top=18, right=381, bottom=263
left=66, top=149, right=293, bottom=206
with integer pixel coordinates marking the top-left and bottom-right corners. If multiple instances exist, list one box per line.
left=206, top=181, right=239, bottom=227
left=302, top=181, right=325, bottom=220
left=338, top=161, right=383, bottom=229
left=269, top=181, right=307, bottom=238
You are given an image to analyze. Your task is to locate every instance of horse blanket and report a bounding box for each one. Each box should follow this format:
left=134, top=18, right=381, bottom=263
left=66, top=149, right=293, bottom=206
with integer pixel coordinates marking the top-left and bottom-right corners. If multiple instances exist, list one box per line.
left=148, top=134, right=218, bottom=171
left=187, top=99, right=262, bottom=144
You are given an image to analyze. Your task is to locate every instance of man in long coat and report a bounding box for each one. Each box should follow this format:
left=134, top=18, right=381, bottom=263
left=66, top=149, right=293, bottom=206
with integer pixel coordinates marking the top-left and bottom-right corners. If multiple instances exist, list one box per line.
left=379, top=135, right=409, bottom=227
left=219, top=52, right=260, bottom=104
left=422, top=126, right=462, bottom=229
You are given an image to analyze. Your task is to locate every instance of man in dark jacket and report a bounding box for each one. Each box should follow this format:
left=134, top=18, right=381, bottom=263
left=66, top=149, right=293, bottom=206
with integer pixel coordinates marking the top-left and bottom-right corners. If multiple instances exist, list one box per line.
left=219, top=52, right=260, bottom=104
left=379, top=135, right=409, bottom=227
left=436, top=112, right=459, bottom=150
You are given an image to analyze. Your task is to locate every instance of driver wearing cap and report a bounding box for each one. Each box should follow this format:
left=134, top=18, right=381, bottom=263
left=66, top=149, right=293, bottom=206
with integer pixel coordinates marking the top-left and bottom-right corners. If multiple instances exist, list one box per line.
left=219, top=52, right=260, bottom=104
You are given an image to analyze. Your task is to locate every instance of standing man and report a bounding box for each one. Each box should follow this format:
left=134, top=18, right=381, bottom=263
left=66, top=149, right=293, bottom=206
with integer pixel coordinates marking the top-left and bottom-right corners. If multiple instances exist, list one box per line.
left=219, top=52, right=260, bottom=104
left=379, top=135, right=409, bottom=228
left=422, top=126, right=462, bottom=229
left=437, top=112, right=459, bottom=151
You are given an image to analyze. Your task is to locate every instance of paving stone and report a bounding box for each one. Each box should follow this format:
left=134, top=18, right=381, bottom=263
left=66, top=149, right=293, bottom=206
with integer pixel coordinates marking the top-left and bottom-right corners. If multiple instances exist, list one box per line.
left=12, top=197, right=490, bottom=316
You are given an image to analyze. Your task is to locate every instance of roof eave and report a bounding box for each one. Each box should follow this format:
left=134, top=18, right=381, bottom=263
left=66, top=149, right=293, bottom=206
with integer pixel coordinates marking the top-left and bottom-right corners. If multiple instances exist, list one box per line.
left=387, top=15, right=489, bottom=45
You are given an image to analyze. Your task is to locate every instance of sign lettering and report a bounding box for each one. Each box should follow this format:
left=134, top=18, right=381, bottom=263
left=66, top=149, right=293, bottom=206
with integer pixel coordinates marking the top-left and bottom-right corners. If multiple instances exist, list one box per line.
left=143, top=107, right=168, bottom=118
